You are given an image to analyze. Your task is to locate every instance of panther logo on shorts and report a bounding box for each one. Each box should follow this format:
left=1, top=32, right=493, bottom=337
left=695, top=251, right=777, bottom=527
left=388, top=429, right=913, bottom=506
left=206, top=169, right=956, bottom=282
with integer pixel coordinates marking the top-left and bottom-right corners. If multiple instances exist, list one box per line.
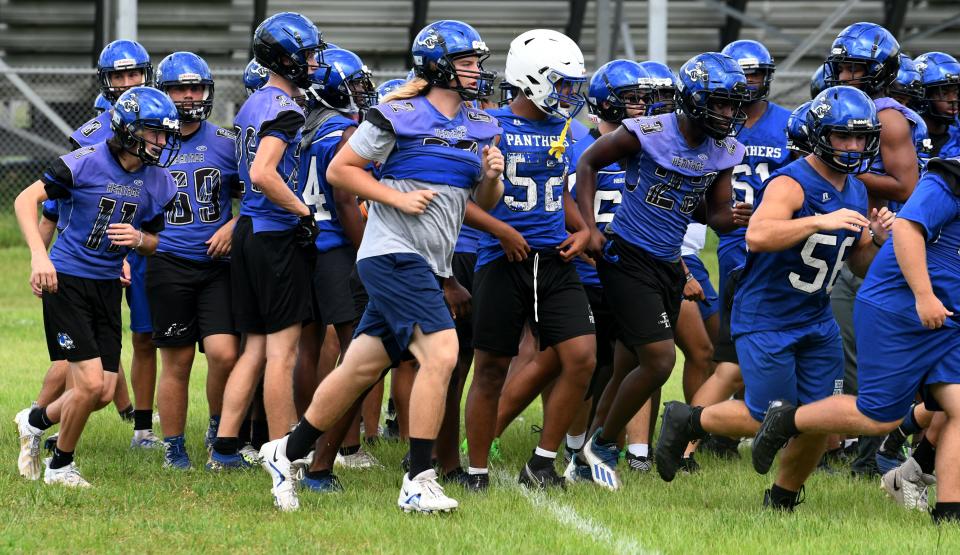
left=658, top=312, right=671, bottom=329
left=162, top=323, right=189, bottom=338
left=57, top=333, right=76, bottom=351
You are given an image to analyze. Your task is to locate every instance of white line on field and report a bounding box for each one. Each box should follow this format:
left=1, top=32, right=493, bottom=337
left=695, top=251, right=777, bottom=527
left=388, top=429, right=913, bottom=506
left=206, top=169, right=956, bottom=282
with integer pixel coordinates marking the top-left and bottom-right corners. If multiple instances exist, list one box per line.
left=492, top=470, right=659, bottom=555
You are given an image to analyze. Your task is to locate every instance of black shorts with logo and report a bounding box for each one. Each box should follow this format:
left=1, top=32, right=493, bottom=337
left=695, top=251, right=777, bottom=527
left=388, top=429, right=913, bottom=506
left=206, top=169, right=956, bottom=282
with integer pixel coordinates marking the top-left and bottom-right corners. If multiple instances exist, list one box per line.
left=43, top=272, right=122, bottom=372
left=597, top=235, right=684, bottom=348
left=231, top=216, right=312, bottom=334
left=472, top=251, right=595, bottom=357
left=147, top=252, right=237, bottom=347
left=713, top=267, right=743, bottom=364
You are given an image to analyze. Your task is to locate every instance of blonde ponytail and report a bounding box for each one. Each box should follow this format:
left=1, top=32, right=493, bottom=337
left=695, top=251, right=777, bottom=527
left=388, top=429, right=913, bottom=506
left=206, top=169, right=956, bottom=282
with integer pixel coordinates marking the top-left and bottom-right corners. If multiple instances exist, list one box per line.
left=383, top=77, right=431, bottom=102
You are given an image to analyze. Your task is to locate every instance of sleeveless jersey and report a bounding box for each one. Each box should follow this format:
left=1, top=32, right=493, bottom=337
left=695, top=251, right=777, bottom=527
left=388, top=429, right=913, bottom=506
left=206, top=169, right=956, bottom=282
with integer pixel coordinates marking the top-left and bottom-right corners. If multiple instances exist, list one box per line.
left=732, top=158, right=868, bottom=335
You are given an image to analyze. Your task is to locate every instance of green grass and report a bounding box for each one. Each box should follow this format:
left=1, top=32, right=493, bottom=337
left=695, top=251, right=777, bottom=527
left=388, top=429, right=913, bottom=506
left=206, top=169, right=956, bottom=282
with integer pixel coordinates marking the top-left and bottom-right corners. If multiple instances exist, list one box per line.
left=0, top=241, right=957, bottom=554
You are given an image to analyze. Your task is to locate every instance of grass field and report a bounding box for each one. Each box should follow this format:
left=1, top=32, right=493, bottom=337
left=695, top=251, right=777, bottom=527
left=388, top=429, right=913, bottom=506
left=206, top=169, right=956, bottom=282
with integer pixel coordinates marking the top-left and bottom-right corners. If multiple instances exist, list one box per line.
left=0, top=234, right=957, bottom=554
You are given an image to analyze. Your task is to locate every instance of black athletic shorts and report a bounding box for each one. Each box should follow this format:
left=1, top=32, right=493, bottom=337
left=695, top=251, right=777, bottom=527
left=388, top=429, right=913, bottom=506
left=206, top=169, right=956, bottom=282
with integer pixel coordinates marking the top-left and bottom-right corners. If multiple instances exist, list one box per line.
left=451, top=251, right=477, bottom=353
left=43, top=272, right=122, bottom=372
left=472, top=251, right=595, bottom=357
left=585, top=284, right=617, bottom=399
left=597, top=235, right=684, bottom=348
left=231, top=216, right=312, bottom=334
left=713, top=267, right=743, bottom=364
left=146, top=252, right=237, bottom=347
left=312, top=245, right=367, bottom=327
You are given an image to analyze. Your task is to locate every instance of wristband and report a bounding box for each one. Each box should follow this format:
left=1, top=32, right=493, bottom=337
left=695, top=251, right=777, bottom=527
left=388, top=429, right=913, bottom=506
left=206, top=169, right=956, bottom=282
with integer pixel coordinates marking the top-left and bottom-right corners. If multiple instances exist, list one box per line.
left=685, top=272, right=694, bottom=282
left=135, top=231, right=144, bottom=249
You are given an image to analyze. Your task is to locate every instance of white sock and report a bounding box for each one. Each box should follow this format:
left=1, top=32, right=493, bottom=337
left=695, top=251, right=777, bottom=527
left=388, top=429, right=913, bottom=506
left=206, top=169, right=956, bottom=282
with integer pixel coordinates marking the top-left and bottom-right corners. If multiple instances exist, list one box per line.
left=467, top=467, right=488, bottom=475
left=534, top=447, right=557, bottom=459
left=627, top=443, right=649, bottom=458
left=566, top=433, right=586, bottom=451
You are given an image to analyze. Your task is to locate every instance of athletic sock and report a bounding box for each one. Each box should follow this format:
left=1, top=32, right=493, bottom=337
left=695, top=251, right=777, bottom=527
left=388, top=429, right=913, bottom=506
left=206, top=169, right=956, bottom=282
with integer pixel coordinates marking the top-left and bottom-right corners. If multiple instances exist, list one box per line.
left=566, top=433, right=586, bottom=451
left=900, top=405, right=922, bottom=435
left=339, top=444, right=361, bottom=457
left=467, top=467, right=488, bottom=475
left=285, top=418, right=324, bottom=461
left=133, top=410, right=152, bottom=431
left=238, top=416, right=252, bottom=443
left=932, top=502, right=960, bottom=524
left=28, top=407, right=54, bottom=431
left=305, top=469, right=332, bottom=480
left=117, top=404, right=134, bottom=420
left=768, top=483, right=802, bottom=509
left=251, top=419, right=269, bottom=449
left=212, top=437, right=240, bottom=456
left=408, top=437, right=434, bottom=477
left=50, top=446, right=74, bottom=469
left=627, top=443, right=649, bottom=458
left=690, top=406, right=707, bottom=438
left=529, top=447, right=557, bottom=471
left=913, top=436, right=936, bottom=475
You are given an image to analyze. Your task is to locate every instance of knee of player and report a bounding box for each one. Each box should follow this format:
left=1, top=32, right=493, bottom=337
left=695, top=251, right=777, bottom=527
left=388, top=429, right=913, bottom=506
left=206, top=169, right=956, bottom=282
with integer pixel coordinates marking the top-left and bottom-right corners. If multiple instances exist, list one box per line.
left=205, top=349, right=239, bottom=373
left=73, top=372, right=105, bottom=402
left=131, top=332, right=156, bottom=352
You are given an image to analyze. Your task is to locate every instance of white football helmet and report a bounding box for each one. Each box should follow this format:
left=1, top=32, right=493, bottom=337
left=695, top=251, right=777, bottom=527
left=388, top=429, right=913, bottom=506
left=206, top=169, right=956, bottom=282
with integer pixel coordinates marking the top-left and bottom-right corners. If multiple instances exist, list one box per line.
left=504, top=29, right=587, bottom=118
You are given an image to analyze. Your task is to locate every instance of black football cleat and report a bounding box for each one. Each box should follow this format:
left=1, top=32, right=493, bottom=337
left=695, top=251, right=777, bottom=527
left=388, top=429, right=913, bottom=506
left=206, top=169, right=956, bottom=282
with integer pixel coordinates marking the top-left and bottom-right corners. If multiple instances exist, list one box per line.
left=752, top=400, right=798, bottom=475
left=655, top=401, right=697, bottom=482
left=518, top=463, right=566, bottom=490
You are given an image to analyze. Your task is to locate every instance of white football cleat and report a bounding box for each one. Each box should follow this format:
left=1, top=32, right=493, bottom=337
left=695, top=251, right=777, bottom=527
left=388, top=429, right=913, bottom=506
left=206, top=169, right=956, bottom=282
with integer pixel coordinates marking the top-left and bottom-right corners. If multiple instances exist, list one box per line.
left=14, top=408, right=42, bottom=480
left=260, top=436, right=300, bottom=512
left=882, top=457, right=936, bottom=511
left=130, top=429, right=164, bottom=449
left=335, top=448, right=382, bottom=469
left=398, top=469, right=458, bottom=513
left=43, top=458, right=91, bottom=488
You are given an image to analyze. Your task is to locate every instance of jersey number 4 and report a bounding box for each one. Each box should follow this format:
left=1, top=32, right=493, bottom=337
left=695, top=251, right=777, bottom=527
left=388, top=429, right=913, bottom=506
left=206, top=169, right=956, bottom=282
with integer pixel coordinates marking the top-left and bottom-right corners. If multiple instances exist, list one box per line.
left=302, top=155, right=333, bottom=222
left=789, top=233, right=856, bottom=294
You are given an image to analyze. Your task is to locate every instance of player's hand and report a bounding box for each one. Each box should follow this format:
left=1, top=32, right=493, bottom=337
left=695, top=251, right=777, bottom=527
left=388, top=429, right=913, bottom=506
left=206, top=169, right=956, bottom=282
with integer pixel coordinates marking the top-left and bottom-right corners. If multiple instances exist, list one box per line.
left=915, top=292, right=953, bottom=329
left=558, top=229, right=590, bottom=262
left=816, top=209, right=870, bottom=233
left=683, top=274, right=705, bottom=301
left=586, top=228, right=607, bottom=260
left=443, top=277, right=472, bottom=321
left=294, top=215, right=319, bottom=249
left=394, top=189, right=437, bottom=215
left=869, top=207, right=895, bottom=244
left=481, top=144, right=504, bottom=182
left=107, top=223, right=142, bottom=248
left=30, top=252, right=57, bottom=297
left=120, top=258, right=132, bottom=288
left=206, top=220, right=235, bottom=258
left=732, top=202, right=753, bottom=227
left=497, top=224, right=530, bottom=262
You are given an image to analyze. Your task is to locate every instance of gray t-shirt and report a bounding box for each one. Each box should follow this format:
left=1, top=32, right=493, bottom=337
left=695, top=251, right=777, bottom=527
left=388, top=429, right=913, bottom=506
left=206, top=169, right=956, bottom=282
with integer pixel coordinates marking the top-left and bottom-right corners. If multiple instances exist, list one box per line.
left=349, top=119, right=474, bottom=277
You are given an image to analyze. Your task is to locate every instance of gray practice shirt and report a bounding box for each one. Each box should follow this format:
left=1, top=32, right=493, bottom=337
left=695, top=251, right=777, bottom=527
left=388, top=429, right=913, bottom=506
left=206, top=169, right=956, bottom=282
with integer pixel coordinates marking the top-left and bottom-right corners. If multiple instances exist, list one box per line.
left=349, top=119, right=474, bottom=278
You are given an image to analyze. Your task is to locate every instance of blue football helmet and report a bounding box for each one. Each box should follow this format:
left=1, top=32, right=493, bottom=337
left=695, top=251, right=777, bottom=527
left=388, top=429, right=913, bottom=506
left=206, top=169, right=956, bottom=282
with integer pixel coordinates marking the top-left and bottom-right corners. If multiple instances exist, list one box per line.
left=721, top=40, right=775, bottom=102
left=825, top=22, right=900, bottom=96
left=406, top=69, right=417, bottom=81
left=786, top=101, right=813, bottom=156
left=376, top=78, right=406, bottom=101
left=243, top=59, right=269, bottom=96
left=587, top=59, right=651, bottom=123
left=305, top=48, right=376, bottom=114
left=888, top=54, right=923, bottom=108
left=155, top=52, right=215, bottom=122
left=914, top=52, right=960, bottom=122
left=806, top=85, right=881, bottom=174
left=111, top=87, right=181, bottom=167
left=252, top=12, right=328, bottom=89
left=411, top=20, right=496, bottom=100
left=97, top=40, right=152, bottom=102
left=638, top=61, right=678, bottom=115
left=810, top=65, right=831, bottom=99
left=93, top=93, right=112, bottom=115
left=676, top=52, right=750, bottom=139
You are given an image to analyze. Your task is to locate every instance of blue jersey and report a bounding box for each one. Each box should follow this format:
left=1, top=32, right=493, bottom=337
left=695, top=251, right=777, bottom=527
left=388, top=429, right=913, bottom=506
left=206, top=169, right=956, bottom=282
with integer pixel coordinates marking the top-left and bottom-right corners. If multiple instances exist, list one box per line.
left=717, top=102, right=791, bottom=273
left=235, top=86, right=305, bottom=233
left=858, top=165, right=960, bottom=326
left=940, top=120, right=960, bottom=159
left=870, top=98, right=929, bottom=176
left=159, top=122, right=241, bottom=261
left=71, top=110, right=114, bottom=148
left=732, top=158, right=868, bottom=335
left=454, top=225, right=482, bottom=254
left=611, top=113, right=744, bottom=261
left=41, top=143, right=176, bottom=280
left=476, top=108, right=573, bottom=267
left=299, top=110, right=358, bottom=253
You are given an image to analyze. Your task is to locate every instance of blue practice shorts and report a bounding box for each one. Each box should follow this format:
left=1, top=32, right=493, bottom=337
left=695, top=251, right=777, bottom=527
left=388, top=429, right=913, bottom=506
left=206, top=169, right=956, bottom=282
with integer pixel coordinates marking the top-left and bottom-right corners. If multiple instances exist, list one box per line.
left=855, top=299, right=960, bottom=422
left=125, top=252, right=152, bottom=333
left=736, top=319, right=844, bottom=422
left=355, top=253, right=455, bottom=366
left=682, top=254, right=718, bottom=320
